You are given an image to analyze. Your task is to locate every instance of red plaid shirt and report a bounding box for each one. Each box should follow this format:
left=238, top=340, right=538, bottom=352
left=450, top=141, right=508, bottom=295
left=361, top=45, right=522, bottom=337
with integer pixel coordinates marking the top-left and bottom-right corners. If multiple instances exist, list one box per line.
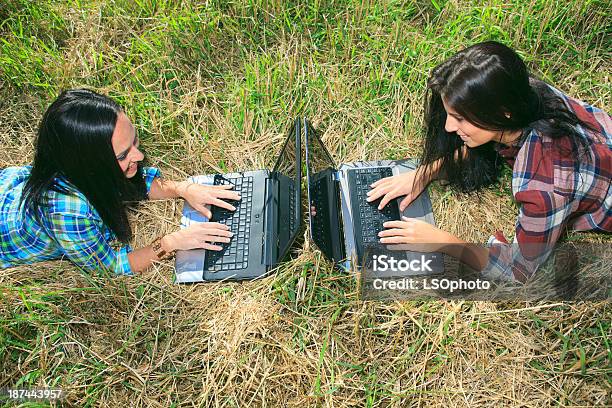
left=484, top=86, right=611, bottom=282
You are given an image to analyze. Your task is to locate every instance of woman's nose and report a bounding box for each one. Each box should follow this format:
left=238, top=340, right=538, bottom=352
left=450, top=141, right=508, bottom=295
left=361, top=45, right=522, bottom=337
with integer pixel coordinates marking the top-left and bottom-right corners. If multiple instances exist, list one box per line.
left=445, top=115, right=458, bottom=133
left=132, top=148, right=145, bottom=162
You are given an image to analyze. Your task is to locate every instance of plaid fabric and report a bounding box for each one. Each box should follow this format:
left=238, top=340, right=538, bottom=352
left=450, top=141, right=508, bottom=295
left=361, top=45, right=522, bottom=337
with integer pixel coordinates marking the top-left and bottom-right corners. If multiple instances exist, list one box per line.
left=484, top=86, right=611, bottom=282
left=0, top=166, right=160, bottom=274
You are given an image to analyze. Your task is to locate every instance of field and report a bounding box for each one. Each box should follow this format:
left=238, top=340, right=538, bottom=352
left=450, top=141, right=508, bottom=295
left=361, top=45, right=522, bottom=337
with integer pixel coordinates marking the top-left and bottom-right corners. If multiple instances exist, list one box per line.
left=0, top=0, right=610, bottom=406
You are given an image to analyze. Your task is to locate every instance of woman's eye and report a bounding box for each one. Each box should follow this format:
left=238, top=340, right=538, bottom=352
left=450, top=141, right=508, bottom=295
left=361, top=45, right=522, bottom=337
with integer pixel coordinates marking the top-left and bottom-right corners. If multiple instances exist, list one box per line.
left=117, top=153, right=127, bottom=161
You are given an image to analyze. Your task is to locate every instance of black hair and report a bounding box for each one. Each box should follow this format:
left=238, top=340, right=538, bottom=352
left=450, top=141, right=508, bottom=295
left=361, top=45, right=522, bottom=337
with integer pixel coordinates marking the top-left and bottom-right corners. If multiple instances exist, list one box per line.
left=21, top=88, right=147, bottom=243
left=421, top=41, right=596, bottom=192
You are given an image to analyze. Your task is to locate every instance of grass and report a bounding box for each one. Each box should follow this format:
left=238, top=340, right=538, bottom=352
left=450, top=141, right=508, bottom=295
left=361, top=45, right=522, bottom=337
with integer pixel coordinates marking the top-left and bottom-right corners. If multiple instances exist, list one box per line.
left=1, top=0, right=611, bottom=406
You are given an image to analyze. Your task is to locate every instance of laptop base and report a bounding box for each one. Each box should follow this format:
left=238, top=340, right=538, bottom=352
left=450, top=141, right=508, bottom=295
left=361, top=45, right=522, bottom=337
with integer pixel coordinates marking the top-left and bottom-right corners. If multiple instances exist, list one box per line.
left=338, top=159, right=443, bottom=274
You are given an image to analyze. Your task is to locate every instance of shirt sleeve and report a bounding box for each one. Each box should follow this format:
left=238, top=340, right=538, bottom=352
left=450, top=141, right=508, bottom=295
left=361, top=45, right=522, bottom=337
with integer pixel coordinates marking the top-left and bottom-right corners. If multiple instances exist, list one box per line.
left=483, top=189, right=572, bottom=282
left=46, top=211, right=133, bottom=275
left=142, top=167, right=161, bottom=196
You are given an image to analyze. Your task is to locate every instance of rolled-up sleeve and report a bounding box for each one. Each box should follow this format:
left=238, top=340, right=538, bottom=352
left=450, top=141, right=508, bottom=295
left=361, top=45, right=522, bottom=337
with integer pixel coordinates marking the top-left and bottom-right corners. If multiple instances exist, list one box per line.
left=142, top=167, right=161, bottom=196
left=482, top=189, right=572, bottom=282
left=47, top=212, right=133, bottom=275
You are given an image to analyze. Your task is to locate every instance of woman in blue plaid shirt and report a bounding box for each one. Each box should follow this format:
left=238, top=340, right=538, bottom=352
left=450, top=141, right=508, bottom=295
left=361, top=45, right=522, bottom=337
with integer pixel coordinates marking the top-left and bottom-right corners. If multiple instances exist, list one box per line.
left=0, top=89, right=239, bottom=275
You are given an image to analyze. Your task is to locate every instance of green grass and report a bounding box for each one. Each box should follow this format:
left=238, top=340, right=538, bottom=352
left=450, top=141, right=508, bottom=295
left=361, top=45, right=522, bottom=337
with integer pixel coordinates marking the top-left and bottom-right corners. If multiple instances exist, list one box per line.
left=1, top=0, right=610, bottom=406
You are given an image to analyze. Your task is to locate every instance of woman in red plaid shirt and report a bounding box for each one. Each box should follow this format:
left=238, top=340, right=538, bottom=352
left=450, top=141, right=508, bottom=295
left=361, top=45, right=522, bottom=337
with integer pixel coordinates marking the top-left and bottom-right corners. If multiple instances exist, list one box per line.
left=368, top=41, right=611, bottom=282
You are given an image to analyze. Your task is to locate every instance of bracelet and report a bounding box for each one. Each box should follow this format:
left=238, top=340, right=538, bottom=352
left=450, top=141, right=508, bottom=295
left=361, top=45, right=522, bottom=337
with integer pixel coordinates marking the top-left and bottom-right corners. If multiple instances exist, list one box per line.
left=151, top=236, right=176, bottom=260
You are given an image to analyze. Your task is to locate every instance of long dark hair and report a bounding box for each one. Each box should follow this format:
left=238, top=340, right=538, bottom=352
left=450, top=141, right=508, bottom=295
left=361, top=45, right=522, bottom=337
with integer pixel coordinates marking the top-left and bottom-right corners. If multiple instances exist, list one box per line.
left=421, top=41, right=595, bottom=192
left=21, top=89, right=147, bottom=243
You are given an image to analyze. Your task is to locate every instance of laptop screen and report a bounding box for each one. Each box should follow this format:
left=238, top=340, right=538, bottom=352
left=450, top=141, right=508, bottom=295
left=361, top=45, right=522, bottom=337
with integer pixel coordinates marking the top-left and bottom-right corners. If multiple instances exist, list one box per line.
left=270, top=120, right=302, bottom=261
left=304, top=120, right=335, bottom=171
left=304, top=119, right=344, bottom=263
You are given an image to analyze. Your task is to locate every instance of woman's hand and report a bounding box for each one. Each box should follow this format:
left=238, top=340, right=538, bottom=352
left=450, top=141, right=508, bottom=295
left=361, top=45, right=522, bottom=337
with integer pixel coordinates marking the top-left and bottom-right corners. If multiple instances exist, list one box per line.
left=379, top=217, right=489, bottom=271
left=176, top=182, right=241, bottom=218
left=367, top=169, right=430, bottom=211
left=162, top=222, right=233, bottom=252
left=378, top=217, right=454, bottom=252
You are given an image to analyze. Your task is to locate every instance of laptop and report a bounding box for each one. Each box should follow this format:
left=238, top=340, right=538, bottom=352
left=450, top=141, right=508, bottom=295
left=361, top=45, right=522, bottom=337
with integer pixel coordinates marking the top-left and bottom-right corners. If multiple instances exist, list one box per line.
left=175, top=119, right=302, bottom=282
left=303, top=118, right=444, bottom=276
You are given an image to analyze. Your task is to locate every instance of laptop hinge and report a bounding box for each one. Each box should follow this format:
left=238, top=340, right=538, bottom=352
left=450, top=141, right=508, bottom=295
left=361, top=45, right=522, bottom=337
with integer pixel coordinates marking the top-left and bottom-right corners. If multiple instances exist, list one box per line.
left=262, top=176, right=279, bottom=267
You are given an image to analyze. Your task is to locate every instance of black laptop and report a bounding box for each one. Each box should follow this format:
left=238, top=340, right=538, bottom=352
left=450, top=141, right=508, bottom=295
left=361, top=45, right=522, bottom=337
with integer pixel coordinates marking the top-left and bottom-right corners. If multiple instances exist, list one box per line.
left=304, top=118, right=444, bottom=275
left=175, top=119, right=302, bottom=282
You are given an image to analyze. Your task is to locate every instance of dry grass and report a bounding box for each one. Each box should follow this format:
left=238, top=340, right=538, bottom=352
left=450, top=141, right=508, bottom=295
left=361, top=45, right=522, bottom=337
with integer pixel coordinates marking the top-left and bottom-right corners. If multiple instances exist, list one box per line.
left=1, top=0, right=610, bottom=406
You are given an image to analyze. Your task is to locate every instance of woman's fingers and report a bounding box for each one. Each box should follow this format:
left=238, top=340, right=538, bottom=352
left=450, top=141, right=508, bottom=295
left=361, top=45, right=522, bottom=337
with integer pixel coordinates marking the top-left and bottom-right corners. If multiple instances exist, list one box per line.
left=203, top=235, right=232, bottom=243
left=377, top=192, right=397, bottom=210
left=198, top=223, right=233, bottom=236
left=369, top=171, right=424, bottom=209
left=189, top=224, right=234, bottom=249
left=380, top=235, right=409, bottom=244
left=188, top=223, right=232, bottom=238
left=201, top=243, right=224, bottom=251
left=210, top=198, right=237, bottom=211
left=213, top=189, right=241, bottom=200
left=172, top=222, right=236, bottom=251
left=370, top=175, right=394, bottom=188
left=368, top=180, right=406, bottom=209
left=366, top=187, right=385, bottom=202
left=399, top=194, right=414, bottom=212
left=194, top=204, right=213, bottom=219
left=367, top=178, right=393, bottom=199
left=383, top=219, right=414, bottom=229
left=197, top=235, right=231, bottom=244
left=205, top=184, right=241, bottom=200
left=368, top=177, right=392, bottom=191
left=378, top=227, right=409, bottom=237
left=366, top=188, right=384, bottom=202
left=202, top=221, right=229, bottom=229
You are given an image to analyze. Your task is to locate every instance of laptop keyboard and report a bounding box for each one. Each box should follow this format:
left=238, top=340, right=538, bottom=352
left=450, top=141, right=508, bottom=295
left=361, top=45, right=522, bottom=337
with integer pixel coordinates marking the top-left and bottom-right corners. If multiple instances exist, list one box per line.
left=309, top=174, right=333, bottom=254
left=204, top=175, right=254, bottom=272
left=288, top=181, right=297, bottom=235
left=347, top=167, right=401, bottom=260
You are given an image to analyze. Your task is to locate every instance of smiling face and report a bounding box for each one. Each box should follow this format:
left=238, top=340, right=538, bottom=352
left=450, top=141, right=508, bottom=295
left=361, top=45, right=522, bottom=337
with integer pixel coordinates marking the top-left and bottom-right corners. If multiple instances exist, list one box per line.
left=111, top=112, right=144, bottom=178
left=441, top=98, right=504, bottom=148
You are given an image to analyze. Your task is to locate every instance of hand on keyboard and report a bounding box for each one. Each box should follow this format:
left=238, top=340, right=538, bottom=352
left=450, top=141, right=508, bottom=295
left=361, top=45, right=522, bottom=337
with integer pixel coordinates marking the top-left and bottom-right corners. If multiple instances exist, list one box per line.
left=164, top=222, right=233, bottom=251
left=378, top=216, right=447, bottom=252
left=176, top=181, right=241, bottom=219
left=366, top=169, right=429, bottom=211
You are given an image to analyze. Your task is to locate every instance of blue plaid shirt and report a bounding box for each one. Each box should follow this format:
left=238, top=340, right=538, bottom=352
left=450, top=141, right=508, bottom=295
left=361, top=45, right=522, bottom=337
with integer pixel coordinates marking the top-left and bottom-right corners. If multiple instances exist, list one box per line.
left=0, top=166, right=160, bottom=275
